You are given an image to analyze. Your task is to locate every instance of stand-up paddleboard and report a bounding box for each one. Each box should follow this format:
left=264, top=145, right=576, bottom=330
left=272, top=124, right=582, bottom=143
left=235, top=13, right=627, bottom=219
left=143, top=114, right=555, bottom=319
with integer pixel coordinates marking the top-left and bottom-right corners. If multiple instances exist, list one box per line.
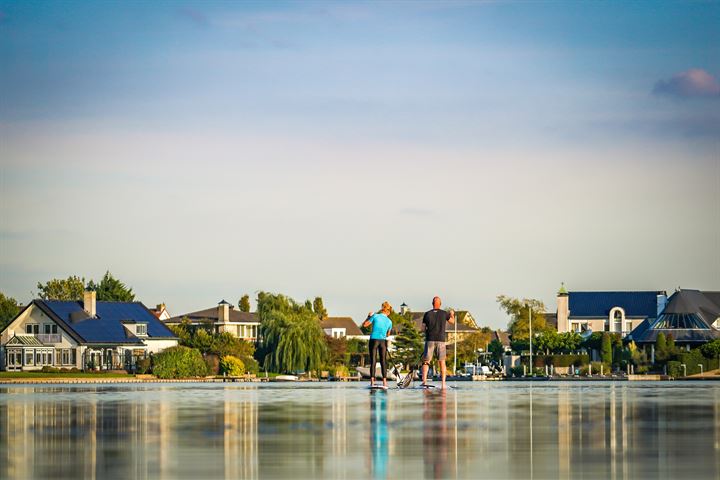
left=368, top=385, right=389, bottom=390
left=413, top=384, right=456, bottom=390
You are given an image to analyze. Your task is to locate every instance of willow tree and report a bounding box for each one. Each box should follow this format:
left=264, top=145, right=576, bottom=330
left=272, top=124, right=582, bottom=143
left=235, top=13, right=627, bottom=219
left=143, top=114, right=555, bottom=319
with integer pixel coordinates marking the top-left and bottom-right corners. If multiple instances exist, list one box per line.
left=257, top=292, right=327, bottom=373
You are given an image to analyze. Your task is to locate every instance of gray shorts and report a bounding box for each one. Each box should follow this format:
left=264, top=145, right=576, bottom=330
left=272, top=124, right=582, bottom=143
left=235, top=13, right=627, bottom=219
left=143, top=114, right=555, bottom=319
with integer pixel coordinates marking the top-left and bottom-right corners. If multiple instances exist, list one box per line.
left=422, top=341, right=447, bottom=362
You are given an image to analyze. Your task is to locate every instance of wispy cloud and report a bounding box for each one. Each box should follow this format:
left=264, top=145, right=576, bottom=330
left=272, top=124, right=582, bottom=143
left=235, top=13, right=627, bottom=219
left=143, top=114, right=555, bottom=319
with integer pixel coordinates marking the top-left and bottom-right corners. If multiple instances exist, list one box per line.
left=176, top=7, right=208, bottom=28
left=653, top=69, right=720, bottom=99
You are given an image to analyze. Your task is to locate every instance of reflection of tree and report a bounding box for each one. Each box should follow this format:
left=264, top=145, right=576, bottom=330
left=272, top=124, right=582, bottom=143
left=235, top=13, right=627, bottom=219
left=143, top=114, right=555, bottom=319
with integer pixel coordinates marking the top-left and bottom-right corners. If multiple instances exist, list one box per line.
left=369, top=391, right=389, bottom=480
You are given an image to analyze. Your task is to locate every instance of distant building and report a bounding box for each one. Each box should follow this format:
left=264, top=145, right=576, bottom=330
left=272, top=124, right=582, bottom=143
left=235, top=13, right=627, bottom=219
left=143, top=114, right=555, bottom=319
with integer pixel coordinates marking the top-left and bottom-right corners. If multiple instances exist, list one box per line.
left=164, top=300, right=260, bottom=341
left=554, top=283, right=667, bottom=337
left=321, top=317, right=364, bottom=339
left=492, top=330, right=511, bottom=351
left=149, top=303, right=171, bottom=321
left=627, top=289, right=720, bottom=350
left=1, top=291, right=178, bottom=372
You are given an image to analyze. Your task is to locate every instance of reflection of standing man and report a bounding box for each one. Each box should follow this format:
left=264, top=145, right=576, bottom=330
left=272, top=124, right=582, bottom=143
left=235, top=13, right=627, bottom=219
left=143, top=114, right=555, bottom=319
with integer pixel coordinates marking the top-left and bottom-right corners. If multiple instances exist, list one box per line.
left=422, top=390, right=451, bottom=479
left=369, top=391, right=389, bottom=479
left=421, top=296, right=455, bottom=389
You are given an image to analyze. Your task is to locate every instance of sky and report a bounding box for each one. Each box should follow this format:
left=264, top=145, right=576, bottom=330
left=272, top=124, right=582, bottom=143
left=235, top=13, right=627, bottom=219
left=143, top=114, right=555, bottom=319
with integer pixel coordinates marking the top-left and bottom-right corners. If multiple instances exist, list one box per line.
left=1, top=1, right=718, bottom=329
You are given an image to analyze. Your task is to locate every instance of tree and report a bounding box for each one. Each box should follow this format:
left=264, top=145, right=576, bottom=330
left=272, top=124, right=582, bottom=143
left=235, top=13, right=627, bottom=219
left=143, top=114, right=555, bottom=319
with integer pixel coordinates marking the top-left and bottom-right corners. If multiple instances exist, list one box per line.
left=655, top=332, right=668, bottom=362
left=36, top=275, right=86, bottom=300
left=391, top=313, right=423, bottom=369
left=258, top=292, right=327, bottom=373
left=700, top=339, right=720, bottom=359
left=488, top=339, right=504, bottom=362
left=601, top=332, right=612, bottom=365
left=0, top=292, right=20, bottom=331
left=313, top=296, right=328, bottom=320
left=452, top=331, right=493, bottom=365
left=666, top=334, right=676, bottom=355
left=496, top=295, right=549, bottom=341
left=325, top=335, right=348, bottom=366
left=239, top=294, right=251, bottom=312
left=87, top=271, right=135, bottom=302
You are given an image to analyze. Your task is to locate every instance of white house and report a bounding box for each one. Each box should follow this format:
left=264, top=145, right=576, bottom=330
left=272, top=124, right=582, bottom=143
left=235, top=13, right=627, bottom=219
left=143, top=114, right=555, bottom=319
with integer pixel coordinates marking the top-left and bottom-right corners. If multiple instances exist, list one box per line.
left=0, top=291, right=178, bottom=372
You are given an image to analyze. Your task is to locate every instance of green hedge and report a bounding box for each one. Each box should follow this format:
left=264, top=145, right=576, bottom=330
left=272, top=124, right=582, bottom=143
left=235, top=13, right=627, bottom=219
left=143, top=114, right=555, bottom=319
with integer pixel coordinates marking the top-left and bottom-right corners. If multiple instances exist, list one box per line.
left=532, top=354, right=590, bottom=368
left=152, top=346, right=208, bottom=379
left=674, top=350, right=719, bottom=376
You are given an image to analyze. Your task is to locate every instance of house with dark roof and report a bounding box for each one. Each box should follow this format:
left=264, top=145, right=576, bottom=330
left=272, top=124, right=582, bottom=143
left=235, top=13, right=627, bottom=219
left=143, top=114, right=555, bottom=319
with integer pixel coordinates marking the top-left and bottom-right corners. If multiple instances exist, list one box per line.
left=164, top=300, right=261, bottom=341
left=627, top=289, right=720, bottom=350
left=554, top=284, right=668, bottom=337
left=1, top=291, right=178, bottom=372
left=321, top=317, right=364, bottom=339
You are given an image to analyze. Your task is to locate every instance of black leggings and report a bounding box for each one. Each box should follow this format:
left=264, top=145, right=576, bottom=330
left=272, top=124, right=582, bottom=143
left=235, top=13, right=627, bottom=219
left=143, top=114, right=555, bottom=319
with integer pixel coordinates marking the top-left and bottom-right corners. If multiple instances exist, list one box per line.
left=369, top=339, right=388, bottom=379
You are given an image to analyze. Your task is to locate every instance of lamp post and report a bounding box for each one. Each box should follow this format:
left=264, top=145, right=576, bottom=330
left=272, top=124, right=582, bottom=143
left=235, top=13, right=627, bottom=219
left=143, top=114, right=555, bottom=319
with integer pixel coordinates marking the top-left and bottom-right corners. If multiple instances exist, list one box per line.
left=681, top=364, right=686, bottom=377
left=698, top=364, right=704, bottom=375
left=453, top=310, right=458, bottom=375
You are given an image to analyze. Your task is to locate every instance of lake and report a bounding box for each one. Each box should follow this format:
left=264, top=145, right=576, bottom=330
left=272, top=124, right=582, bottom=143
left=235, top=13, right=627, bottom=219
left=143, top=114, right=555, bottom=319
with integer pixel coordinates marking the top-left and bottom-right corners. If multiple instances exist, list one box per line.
left=1, top=381, right=718, bottom=479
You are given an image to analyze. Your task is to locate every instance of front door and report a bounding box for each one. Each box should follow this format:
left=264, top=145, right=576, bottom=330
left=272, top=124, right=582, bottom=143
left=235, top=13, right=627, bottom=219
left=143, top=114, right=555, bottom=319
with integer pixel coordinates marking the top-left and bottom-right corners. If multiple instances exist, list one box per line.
left=6, top=349, right=22, bottom=371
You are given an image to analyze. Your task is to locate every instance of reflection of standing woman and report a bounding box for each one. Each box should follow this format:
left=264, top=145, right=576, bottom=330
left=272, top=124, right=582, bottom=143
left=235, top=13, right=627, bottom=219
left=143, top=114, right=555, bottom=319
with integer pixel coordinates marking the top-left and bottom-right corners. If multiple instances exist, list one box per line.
left=362, top=301, right=393, bottom=388
left=369, top=391, right=389, bottom=479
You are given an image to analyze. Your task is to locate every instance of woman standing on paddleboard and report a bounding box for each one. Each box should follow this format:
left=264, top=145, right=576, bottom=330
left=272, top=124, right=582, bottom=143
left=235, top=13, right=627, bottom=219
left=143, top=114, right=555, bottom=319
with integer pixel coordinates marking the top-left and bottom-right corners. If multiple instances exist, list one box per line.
left=362, top=301, right=393, bottom=389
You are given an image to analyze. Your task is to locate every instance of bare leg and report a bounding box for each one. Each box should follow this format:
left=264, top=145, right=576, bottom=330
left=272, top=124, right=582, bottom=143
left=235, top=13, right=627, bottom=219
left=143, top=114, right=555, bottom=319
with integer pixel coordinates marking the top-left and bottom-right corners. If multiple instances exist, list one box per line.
left=421, top=363, right=429, bottom=385
left=440, top=359, right=447, bottom=389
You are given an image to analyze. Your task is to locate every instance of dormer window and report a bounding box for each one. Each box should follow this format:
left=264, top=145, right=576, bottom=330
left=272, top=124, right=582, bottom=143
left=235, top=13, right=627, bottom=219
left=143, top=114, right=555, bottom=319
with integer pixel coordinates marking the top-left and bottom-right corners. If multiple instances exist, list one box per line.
left=136, top=324, right=147, bottom=336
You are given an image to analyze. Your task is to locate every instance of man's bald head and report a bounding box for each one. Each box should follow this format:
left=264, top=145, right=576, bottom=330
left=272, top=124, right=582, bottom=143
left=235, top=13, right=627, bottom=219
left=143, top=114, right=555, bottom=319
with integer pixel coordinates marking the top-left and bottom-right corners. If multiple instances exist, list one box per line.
left=432, top=296, right=442, bottom=309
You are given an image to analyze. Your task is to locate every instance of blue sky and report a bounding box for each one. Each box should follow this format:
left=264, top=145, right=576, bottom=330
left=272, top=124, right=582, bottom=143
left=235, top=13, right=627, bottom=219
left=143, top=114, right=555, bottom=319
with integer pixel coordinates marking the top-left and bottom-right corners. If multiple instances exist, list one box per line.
left=1, top=1, right=718, bottom=328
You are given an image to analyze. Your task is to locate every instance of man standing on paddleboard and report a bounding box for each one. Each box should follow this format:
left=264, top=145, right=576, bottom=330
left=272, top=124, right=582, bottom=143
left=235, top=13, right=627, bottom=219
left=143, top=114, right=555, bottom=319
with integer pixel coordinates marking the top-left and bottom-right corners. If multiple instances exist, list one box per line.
left=362, top=301, right=394, bottom=389
left=421, top=296, right=455, bottom=389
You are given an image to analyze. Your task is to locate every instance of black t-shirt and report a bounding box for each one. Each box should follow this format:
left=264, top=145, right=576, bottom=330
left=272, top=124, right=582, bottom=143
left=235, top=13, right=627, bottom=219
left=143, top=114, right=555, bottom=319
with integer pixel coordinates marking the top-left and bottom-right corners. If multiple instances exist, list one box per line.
left=422, top=309, right=451, bottom=342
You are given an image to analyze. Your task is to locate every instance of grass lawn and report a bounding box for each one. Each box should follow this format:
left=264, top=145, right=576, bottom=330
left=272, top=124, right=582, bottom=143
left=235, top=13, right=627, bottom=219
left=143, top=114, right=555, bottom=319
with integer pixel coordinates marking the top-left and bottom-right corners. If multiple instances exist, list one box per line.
left=0, top=372, right=132, bottom=379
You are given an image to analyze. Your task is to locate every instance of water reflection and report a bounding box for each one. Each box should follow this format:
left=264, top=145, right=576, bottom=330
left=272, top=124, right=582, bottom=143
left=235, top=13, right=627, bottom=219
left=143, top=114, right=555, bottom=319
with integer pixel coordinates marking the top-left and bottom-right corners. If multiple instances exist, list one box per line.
left=0, top=382, right=719, bottom=479
left=369, top=391, right=388, bottom=479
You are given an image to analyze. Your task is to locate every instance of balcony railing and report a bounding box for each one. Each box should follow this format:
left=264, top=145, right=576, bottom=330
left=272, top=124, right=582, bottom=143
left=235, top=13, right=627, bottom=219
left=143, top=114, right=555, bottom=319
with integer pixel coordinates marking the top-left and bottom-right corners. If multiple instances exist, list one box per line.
left=37, top=334, right=62, bottom=344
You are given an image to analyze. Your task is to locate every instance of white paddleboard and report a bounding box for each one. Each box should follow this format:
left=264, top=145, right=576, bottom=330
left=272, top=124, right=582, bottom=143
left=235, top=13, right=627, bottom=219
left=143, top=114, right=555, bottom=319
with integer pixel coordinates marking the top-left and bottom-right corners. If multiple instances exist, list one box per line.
left=368, top=385, right=389, bottom=390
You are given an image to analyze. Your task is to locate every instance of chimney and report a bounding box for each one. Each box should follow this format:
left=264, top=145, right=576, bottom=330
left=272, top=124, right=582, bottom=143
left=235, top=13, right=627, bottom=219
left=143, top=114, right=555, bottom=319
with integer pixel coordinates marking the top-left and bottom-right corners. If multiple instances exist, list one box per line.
left=556, top=283, right=569, bottom=333
left=84, top=290, right=97, bottom=317
left=217, top=300, right=230, bottom=323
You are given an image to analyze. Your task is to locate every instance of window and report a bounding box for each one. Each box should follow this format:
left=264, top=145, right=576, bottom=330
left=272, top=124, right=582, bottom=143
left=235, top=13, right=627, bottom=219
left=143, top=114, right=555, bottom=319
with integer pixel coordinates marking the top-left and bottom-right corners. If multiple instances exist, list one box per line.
left=26, top=324, right=33, bottom=334
left=44, top=324, right=51, bottom=334
left=136, top=324, right=147, bottom=336
left=70, top=349, right=76, bottom=365
left=62, top=349, right=70, bottom=365
left=51, top=325, right=58, bottom=334
left=612, top=309, right=623, bottom=333
left=26, top=351, right=34, bottom=365
left=36, top=352, right=41, bottom=364
left=42, top=352, right=48, bottom=365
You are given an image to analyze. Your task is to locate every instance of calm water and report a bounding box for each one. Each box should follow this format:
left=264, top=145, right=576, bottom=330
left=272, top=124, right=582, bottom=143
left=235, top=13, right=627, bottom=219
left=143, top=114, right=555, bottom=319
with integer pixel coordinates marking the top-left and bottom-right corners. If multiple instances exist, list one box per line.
left=1, top=381, right=719, bottom=480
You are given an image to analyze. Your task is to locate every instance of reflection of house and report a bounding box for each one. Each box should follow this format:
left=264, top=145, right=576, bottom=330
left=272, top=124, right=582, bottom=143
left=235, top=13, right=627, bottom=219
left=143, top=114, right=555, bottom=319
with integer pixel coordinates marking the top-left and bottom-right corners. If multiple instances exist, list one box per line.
left=321, top=317, right=364, bottom=339
left=554, top=284, right=668, bottom=337
left=164, top=300, right=260, bottom=341
left=627, top=289, right=720, bottom=349
left=0, top=290, right=178, bottom=371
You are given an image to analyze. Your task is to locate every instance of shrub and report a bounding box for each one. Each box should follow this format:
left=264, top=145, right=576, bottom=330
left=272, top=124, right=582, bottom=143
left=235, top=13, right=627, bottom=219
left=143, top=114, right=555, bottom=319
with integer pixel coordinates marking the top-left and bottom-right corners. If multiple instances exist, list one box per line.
left=667, top=361, right=683, bottom=378
left=136, top=357, right=152, bottom=374
left=333, top=365, right=350, bottom=378
left=220, top=355, right=245, bottom=376
left=241, top=356, right=260, bottom=375
left=579, top=361, right=611, bottom=376
left=152, top=346, right=207, bottom=379
left=509, top=366, right=524, bottom=378
left=41, top=366, right=60, bottom=373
